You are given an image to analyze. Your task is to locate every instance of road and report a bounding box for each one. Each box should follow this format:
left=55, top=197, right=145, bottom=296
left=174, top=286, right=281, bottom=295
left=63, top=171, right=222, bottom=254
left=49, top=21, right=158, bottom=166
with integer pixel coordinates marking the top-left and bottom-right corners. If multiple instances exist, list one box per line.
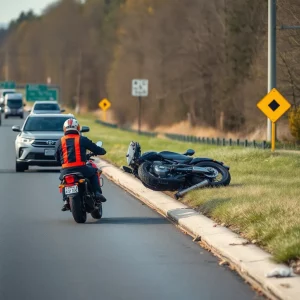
left=0, top=115, right=263, bottom=300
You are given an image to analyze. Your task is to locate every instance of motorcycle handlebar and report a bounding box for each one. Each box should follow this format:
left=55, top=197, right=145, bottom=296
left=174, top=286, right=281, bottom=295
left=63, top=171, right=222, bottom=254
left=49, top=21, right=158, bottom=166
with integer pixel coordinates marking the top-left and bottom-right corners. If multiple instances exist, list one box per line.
left=86, top=153, right=96, bottom=160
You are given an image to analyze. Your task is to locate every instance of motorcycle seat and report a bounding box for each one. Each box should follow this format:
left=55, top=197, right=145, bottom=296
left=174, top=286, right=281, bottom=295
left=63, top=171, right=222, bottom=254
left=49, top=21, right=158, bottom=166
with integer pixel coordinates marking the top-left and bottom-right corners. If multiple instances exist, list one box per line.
left=159, top=151, right=193, bottom=163
left=64, top=172, right=85, bottom=178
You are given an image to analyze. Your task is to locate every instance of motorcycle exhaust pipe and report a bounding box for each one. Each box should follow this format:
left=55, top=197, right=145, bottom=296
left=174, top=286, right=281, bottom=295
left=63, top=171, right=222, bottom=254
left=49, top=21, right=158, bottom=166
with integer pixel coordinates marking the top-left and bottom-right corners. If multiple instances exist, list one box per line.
left=174, top=179, right=209, bottom=199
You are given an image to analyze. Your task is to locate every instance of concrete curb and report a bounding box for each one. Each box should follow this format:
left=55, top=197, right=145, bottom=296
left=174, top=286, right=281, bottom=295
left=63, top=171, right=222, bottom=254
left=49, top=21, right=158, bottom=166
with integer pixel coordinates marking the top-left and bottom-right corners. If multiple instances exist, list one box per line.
left=97, top=159, right=300, bottom=300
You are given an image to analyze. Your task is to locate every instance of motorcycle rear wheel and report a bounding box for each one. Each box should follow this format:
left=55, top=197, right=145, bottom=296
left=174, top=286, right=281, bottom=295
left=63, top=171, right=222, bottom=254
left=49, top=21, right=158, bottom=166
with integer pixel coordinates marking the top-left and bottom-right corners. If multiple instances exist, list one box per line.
left=70, top=195, right=87, bottom=223
left=192, top=161, right=231, bottom=187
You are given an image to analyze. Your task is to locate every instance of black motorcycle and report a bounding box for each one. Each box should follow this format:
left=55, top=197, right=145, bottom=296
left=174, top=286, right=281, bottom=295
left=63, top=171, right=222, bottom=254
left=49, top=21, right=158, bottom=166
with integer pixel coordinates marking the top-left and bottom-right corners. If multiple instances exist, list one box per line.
left=122, top=141, right=231, bottom=199
left=59, top=141, right=104, bottom=223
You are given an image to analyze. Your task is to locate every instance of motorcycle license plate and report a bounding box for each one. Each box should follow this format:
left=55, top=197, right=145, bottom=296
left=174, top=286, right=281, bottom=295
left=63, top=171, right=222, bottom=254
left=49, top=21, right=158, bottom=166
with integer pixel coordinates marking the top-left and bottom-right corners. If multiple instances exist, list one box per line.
left=65, top=185, right=78, bottom=195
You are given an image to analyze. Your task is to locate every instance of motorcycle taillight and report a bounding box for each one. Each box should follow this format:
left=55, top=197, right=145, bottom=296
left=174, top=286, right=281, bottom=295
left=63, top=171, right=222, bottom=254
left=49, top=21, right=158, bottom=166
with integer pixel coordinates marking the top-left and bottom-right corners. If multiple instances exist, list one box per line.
left=65, top=175, right=75, bottom=184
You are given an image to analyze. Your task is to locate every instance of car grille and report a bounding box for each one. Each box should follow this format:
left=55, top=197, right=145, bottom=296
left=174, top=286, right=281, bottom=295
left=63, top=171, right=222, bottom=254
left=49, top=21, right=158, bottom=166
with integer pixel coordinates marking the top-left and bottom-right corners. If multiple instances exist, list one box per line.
left=25, top=153, right=56, bottom=160
left=32, top=139, right=58, bottom=148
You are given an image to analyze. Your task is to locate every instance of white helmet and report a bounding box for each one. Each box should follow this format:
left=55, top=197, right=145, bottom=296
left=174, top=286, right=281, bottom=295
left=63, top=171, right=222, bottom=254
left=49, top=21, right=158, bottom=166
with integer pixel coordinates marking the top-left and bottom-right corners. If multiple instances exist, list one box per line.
left=63, top=118, right=80, bottom=132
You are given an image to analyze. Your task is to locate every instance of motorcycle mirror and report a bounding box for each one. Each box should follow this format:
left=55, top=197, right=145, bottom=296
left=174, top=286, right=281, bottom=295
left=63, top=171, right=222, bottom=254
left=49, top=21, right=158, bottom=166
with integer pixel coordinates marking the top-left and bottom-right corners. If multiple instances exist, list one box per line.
left=184, top=149, right=195, bottom=156
left=81, top=126, right=90, bottom=133
left=96, top=141, right=103, bottom=147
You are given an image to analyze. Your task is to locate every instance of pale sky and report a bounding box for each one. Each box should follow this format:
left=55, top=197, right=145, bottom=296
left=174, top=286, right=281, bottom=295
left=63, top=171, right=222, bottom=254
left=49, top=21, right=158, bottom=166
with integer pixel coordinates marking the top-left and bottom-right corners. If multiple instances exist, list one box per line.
left=0, top=0, right=54, bottom=24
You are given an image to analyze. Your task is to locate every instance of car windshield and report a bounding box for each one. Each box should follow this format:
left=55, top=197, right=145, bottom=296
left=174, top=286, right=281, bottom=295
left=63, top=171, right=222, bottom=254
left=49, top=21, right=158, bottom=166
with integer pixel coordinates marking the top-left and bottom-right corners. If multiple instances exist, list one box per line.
left=34, top=103, right=60, bottom=110
left=3, top=91, right=15, bottom=97
left=7, top=99, right=22, bottom=108
left=23, top=116, right=70, bottom=131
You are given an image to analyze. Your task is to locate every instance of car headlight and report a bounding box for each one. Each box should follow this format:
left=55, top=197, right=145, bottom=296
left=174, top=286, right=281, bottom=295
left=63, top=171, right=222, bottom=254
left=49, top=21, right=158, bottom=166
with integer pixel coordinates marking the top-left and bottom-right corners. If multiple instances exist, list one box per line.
left=5, top=107, right=10, bottom=112
left=19, top=137, right=34, bottom=144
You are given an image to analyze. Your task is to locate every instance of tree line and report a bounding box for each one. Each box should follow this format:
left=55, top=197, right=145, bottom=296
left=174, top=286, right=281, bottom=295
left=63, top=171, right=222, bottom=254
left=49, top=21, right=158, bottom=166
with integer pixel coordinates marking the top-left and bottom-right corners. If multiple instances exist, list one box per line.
left=0, top=0, right=300, bottom=138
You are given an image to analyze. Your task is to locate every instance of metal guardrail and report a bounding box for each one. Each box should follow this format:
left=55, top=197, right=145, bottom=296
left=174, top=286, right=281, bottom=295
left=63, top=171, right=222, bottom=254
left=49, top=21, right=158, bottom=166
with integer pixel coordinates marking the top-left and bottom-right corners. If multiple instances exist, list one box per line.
left=95, top=120, right=300, bottom=151
left=165, top=134, right=269, bottom=149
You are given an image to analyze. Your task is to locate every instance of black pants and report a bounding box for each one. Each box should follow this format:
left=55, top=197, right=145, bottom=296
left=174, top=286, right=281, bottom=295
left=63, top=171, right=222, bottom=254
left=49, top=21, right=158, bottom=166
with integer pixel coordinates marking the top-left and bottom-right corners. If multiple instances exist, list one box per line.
left=60, top=166, right=101, bottom=200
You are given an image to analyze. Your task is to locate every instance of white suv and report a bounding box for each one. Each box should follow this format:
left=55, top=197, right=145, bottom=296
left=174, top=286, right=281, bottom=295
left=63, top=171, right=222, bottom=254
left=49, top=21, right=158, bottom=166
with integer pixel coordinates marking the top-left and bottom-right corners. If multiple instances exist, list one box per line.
left=12, top=113, right=89, bottom=172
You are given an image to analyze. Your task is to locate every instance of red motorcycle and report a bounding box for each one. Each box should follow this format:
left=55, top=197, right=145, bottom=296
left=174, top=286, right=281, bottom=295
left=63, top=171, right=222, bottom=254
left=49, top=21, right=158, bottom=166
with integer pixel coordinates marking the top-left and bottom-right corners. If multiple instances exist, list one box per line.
left=59, top=142, right=104, bottom=224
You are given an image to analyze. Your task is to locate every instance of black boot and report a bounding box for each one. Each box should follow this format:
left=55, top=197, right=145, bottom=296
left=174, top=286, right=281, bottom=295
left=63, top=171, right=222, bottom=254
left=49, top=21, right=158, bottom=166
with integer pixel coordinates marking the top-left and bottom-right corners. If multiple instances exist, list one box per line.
left=95, top=191, right=107, bottom=203
left=61, top=200, right=70, bottom=211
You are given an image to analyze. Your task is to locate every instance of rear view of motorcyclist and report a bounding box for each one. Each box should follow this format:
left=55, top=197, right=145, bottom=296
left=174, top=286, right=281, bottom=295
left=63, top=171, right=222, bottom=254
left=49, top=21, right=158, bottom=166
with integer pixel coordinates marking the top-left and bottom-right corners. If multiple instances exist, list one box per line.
left=55, top=118, right=107, bottom=211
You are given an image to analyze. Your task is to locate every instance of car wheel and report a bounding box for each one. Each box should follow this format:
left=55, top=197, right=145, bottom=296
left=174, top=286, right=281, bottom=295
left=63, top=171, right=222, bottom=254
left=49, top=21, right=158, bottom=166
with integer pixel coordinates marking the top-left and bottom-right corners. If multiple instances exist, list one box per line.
left=4, top=115, right=8, bottom=119
left=16, top=161, right=28, bottom=172
left=20, top=114, right=24, bottom=119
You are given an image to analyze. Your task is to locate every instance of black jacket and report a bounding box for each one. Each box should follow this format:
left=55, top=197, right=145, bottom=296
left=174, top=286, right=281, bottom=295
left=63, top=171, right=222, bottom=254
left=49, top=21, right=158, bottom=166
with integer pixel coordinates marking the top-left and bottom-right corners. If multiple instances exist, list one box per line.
left=55, top=130, right=106, bottom=165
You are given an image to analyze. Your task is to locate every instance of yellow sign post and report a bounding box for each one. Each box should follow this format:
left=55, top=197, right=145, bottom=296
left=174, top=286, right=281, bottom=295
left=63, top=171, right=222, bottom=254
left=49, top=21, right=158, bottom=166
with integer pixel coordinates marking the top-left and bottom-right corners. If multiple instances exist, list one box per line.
left=257, top=88, right=291, bottom=151
left=98, top=98, right=111, bottom=122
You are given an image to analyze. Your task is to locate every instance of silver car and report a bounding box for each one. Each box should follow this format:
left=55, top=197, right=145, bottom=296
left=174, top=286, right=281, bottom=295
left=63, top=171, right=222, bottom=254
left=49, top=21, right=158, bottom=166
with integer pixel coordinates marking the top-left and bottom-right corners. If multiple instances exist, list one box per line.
left=12, top=114, right=90, bottom=172
left=29, top=101, right=65, bottom=114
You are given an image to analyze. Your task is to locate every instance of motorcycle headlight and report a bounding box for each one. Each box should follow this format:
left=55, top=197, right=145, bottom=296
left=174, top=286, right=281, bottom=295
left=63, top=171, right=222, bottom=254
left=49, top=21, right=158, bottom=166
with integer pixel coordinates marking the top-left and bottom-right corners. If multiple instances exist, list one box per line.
left=20, top=137, right=34, bottom=144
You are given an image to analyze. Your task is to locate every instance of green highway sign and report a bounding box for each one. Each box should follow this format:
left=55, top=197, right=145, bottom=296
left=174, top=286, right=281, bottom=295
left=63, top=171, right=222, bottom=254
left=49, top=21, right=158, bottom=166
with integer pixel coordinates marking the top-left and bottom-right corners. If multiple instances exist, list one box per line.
left=0, top=81, right=16, bottom=89
left=26, top=84, right=58, bottom=102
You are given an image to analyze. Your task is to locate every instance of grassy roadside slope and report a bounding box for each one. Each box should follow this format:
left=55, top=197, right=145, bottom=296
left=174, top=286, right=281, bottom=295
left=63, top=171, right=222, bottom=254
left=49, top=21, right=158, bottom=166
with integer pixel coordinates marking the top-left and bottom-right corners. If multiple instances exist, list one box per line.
left=77, top=114, right=300, bottom=264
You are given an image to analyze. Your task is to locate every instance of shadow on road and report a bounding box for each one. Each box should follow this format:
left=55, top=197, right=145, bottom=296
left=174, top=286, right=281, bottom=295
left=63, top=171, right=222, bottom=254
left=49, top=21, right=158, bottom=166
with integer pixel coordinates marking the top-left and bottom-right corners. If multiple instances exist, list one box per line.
left=86, top=216, right=170, bottom=225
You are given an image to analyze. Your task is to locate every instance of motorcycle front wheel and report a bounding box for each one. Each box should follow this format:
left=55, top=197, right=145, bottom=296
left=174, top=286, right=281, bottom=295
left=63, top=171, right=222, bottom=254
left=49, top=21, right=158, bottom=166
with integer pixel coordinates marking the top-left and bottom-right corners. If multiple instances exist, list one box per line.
left=192, top=161, right=231, bottom=187
left=70, top=194, right=87, bottom=224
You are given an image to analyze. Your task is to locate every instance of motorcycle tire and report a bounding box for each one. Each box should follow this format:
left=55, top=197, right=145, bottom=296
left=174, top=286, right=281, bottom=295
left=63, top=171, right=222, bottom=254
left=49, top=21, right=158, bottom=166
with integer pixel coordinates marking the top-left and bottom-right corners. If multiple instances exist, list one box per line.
left=138, top=161, right=182, bottom=191
left=91, top=203, right=103, bottom=219
left=70, top=195, right=87, bottom=223
left=192, top=161, right=231, bottom=187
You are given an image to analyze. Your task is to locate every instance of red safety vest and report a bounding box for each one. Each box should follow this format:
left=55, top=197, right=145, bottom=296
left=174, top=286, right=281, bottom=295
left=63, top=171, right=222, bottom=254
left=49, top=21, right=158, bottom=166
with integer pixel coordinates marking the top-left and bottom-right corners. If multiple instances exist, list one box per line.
left=61, top=134, right=86, bottom=168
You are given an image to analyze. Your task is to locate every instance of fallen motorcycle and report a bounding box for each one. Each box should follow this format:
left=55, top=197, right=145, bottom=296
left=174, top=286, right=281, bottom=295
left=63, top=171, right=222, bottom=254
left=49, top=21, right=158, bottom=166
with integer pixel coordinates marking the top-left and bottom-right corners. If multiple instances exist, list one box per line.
left=122, top=141, right=231, bottom=199
left=59, top=141, right=104, bottom=223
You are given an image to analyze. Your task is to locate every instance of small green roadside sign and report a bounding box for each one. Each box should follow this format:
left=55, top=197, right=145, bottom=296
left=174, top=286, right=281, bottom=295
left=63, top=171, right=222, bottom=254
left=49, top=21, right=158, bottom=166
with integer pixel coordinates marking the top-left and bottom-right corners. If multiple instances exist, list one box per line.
left=26, top=84, right=58, bottom=102
left=0, top=81, right=16, bottom=89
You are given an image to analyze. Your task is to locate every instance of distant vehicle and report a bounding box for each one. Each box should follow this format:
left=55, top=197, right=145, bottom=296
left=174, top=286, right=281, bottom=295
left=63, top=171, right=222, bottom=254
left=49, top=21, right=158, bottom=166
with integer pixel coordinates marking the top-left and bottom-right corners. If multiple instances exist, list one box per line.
left=4, top=93, right=25, bottom=119
left=29, top=101, right=65, bottom=114
left=0, top=89, right=16, bottom=106
left=12, top=113, right=90, bottom=172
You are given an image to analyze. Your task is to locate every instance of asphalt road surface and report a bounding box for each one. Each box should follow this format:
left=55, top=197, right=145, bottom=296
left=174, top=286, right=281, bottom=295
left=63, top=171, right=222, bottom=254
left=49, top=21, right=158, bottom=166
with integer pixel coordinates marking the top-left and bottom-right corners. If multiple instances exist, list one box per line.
left=0, top=115, right=263, bottom=300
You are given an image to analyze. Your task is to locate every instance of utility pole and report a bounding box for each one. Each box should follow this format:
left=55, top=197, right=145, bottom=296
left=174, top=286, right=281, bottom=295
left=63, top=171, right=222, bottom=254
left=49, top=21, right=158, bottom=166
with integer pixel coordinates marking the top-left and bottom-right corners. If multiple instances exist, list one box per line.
left=267, top=0, right=276, bottom=141
left=267, top=0, right=300, bottom=141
